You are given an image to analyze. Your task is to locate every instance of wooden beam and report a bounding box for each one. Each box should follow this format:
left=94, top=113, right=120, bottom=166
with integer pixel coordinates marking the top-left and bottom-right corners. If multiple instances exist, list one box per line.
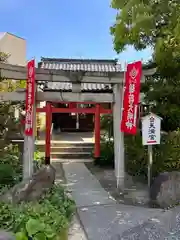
left=0, top=63, right=70, bottom=82
left=0, top=62, right=156, bottom=83
left=36, top=107, right=112, bottom=114
left=0, top=92, right=26, bottom=101
left=37, top=92, right=114, bottom=103
left=0, top=92, right=114, bottom=102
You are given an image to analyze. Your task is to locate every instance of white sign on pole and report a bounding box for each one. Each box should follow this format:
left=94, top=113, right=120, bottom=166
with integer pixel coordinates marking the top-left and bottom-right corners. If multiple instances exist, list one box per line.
left=142, top=113, right=161, bottom=145
left=141, top=113, right=162, bottom=189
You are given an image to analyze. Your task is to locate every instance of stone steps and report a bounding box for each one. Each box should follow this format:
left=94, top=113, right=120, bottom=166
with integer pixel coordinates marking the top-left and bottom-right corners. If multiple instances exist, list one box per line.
left=51, top=158, right=93, bottom=163
left=51, top=152, right=92, bottom=159
left=38, top=145, right=93, bottom=153
left=37, top=142, right=94, bottom=148
left=37, top=142, right=94, bottom=162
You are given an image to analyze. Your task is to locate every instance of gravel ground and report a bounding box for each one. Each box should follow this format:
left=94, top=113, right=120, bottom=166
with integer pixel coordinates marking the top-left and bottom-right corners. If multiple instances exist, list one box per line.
left=85, top=162, right=150, bottom=207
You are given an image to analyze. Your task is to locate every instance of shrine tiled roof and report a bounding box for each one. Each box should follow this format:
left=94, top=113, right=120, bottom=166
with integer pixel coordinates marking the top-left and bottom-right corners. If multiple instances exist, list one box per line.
left=39, top=58, right=121, bottom=73
left=38, top=58, right=121, bottom=92
left=44, top=82, right=112, bottom=91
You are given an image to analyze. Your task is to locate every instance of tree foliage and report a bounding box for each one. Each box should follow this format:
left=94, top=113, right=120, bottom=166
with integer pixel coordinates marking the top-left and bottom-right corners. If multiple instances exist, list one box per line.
left=111, top=0, right=180, bottom=70
left=140, top=72, right=180, bottom=132
left=111, top=0, right=180, bottom=132
left=0, top=52, right=21, bottom=154
left=0, top=53, right=9, bottom=63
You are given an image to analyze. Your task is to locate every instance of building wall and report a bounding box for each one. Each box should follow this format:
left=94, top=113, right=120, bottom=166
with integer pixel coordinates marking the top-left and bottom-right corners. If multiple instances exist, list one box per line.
left=0, top=32, right=26, bottom=66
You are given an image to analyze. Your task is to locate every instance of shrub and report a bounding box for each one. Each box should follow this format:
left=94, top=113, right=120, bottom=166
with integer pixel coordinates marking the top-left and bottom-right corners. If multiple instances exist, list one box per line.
left=92, top=114, right=114, bottom=167
left=0, top=146, right=22, bottom=187
left=98, top=114, right=180, bottom=179
left=100, top=114, right=113, bottom=139
left=34, top=151, right=44, bottom=164
left=0, top=184, right=75, bottom=240
left=124, top=131, right=148, bottom=180
left=0, top=164, right=15, bottom=189
left=97, top=127, right=180, bottom=181
left=125, top=130, right=180, bottom=180
left=0, top=147, right=21, bottom=171
left=33, top=150, right=45, bottom=172
left=93, top=137, right=114, bottom=167
left=152, top=130, right=180, bottom=176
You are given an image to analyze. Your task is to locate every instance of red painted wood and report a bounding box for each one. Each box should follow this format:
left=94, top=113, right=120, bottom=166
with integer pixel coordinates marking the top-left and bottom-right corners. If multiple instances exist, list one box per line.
left=100, top=108, right=112, bottom=114
left=37, top=107, right=46, bottom=112
left=52, top=107, right=95, bottom=113
left=54, top=101, right=97, bottom=105
left=36, top=107, right=112, bottom=114
left=69, top=102, right=77, bottom=108
left=94, top=104, right=101, bottom=158
left=45, top=102, right=52, bottom=165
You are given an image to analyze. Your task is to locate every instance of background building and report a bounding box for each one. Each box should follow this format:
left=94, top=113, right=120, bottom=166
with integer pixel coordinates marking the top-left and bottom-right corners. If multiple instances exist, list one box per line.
left=0, top=32, right=26, bottom=66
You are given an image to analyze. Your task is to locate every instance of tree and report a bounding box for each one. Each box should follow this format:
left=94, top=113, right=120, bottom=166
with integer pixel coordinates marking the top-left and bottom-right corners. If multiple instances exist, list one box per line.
left=0, top=52, right=21, bottom=154
left=111, top=0, right=180, bottom=132
left=140, top=70, right=180, bottom=132
left=111, top=0, right=180, bottom=70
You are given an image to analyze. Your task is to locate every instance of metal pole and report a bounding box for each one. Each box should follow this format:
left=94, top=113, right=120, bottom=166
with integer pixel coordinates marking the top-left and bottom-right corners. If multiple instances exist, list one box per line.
left=148, top=145, right=153, bottom=188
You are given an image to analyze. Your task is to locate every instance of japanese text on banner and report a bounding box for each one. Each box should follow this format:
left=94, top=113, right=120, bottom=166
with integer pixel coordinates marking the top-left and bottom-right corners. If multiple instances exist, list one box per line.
left=121, top=61, right=142, bottom=135
left=25, top=60, right=35, bottom=136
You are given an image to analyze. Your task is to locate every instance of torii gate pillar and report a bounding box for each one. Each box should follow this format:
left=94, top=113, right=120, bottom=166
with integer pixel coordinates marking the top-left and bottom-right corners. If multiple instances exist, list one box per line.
left=113, top=83, right=124, bottom=190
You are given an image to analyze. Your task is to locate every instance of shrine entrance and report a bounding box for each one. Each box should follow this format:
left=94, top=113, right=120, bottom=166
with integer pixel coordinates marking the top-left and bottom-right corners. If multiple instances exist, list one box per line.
left=51, top=102, right=112, bottom=132
left=36, top=101, right=112, bottom=164
left=51, top=103, right=95, bottom=132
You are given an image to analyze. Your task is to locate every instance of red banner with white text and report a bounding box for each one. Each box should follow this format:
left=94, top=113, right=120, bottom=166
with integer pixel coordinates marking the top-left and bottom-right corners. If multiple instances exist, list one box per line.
left=24, top=59, right=35, bottom=136
left=121, top=61, right=142, bottom=135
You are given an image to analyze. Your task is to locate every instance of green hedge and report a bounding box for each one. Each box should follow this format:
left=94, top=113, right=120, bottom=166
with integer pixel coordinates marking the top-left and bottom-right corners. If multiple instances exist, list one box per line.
left=92, top=137, right=114, bottom=167
left=0, top=145, right=22, bottom=189
left=125, top=130, right=180, bottom=180
left=0, top=145, right=45, bottom=190
left=95, top=130, right=180, bottom=180
left=0, top=184, right=75, bottom=240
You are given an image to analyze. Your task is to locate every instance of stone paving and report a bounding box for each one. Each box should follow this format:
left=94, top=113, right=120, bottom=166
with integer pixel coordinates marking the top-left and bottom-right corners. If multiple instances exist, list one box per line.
left=52, top=161, right=88, bottom=240
left=120, top=206, right=180, bottom=239
left=63, top=163, right=175, bottom=240
left=78, top=204, right=165, bottom=240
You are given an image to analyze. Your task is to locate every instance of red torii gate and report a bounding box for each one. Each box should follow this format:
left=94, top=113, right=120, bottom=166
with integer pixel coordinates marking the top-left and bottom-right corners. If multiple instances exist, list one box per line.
left=36, top=101, right=112, bottom=164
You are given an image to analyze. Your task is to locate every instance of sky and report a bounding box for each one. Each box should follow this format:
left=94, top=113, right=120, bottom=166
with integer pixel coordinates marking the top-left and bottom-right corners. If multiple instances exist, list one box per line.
left=0, top=0, right=152, bottom=65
